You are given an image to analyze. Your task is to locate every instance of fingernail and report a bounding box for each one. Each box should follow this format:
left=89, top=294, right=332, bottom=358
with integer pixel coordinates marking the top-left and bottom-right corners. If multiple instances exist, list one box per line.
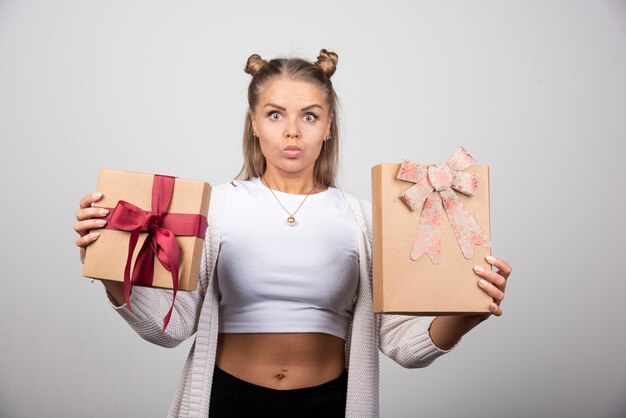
left=90, top=233, right=100, bottom=239
left=486, top=255, right=496, bottom=263
left=491, top=303, right=498, bottom=312
left=99, top=208, right=109, bottom=216
left=96, top=219, right=107, bottom=226
left=479, top=279, right=488, bottom=287
left=474, top=265, right=484, bottom=273
left=92, top=192, right=102, bottom=199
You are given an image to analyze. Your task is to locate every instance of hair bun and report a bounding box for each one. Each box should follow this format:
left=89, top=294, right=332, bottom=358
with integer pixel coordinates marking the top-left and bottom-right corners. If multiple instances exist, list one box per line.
left=315, top=49, right=338, bottom=78
left=245, top=54, right=268, bottom=75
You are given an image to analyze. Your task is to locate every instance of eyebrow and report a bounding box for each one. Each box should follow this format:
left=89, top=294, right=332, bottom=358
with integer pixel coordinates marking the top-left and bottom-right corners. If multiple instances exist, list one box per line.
left=263, top=103, right=324, bottom=112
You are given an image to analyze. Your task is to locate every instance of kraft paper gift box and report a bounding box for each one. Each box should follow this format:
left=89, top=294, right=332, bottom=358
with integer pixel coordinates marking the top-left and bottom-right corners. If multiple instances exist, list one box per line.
left=371, top=147, right=492, bottom=315
left=82, top=169, right=211, bottom=329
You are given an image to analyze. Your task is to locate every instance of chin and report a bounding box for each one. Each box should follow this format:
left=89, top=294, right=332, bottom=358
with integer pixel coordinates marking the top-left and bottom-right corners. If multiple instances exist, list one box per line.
left=275, top=161, right=315, bottom=174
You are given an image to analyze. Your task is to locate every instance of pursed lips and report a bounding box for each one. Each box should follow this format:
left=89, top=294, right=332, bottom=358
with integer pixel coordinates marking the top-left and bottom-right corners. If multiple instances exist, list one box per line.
left=282, top=145, right=302, bottom=158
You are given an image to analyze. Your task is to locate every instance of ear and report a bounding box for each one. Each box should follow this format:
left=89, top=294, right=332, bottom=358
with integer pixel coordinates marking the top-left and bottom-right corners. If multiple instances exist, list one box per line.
left=249, top=109, right=258, bottom=134
left=325, top=112, right=334, bottom=137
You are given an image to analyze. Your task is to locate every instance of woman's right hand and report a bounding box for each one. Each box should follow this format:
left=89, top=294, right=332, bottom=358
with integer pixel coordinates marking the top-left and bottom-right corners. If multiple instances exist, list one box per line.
left=75, top=192, right=126, bottom=305
left=74, top=192, right=109, bottom=249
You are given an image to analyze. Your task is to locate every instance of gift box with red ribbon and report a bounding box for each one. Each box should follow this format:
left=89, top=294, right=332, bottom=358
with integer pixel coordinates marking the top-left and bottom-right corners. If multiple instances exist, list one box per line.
left=82, top=169, right=211, bottom=329
left=371, top=147, right=492, bottom=315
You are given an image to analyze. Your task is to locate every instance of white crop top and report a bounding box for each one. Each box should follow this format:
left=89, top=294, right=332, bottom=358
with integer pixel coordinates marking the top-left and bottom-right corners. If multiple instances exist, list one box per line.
left=216, top=178, right=359, bottom=340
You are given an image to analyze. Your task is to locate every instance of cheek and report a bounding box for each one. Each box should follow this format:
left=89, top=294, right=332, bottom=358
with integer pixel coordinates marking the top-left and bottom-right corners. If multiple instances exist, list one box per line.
left=257, top=138, right=273, bottom=155
left=257, top=121, right=282, bottom=137
left=308, top=141, right=325, bottom=161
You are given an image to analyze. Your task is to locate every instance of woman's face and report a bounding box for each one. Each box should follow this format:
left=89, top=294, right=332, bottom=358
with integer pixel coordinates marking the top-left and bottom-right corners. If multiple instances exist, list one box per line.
left=250, top=78, right=332, bottom=180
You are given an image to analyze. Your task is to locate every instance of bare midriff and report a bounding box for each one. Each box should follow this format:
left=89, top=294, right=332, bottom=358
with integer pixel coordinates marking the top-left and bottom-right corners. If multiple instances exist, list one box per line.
left=215, top=333, right=346, bottom=390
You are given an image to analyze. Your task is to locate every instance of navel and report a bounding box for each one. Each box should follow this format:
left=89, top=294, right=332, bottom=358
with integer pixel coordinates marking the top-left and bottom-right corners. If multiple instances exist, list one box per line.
left=275, top=368, right=288, bottom=380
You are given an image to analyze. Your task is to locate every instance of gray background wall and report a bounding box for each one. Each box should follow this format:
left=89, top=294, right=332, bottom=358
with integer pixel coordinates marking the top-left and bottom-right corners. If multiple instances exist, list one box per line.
left=1, top=0, right=625, bottom=417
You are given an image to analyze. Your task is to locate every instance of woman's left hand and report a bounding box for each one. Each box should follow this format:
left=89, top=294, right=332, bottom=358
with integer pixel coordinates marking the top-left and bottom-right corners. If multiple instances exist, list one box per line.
left=473, top=255, right=512, bottom=317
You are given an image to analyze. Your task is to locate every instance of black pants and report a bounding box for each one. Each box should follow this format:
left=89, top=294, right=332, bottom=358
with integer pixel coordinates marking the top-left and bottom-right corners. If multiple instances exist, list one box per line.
left=208, top=366, right=347, bottom=418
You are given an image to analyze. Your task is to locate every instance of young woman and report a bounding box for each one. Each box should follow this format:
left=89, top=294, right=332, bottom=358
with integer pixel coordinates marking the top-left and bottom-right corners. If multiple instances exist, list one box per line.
left=74, top=49, right=511, bottom=417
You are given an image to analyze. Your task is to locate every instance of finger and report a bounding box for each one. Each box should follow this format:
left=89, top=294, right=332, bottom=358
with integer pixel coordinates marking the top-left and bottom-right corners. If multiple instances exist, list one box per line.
left=74, top=218, right=108, bottom=236
left=79, top=192, right=103, bottom=209
left=478, top=278, right=505, bottom=303
left=75, top=232, right=101, bottom=248
left=489, top=302, right=502, bottom=316
left=485, top=255, right=512, bottom=279
left=473, top=265, right=506, bottom=290
left=76, top=206, right=110, bottom=221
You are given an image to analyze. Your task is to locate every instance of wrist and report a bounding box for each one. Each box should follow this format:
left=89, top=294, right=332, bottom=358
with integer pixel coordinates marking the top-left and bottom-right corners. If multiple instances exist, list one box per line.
left=429, top=315, right=487, bottom=351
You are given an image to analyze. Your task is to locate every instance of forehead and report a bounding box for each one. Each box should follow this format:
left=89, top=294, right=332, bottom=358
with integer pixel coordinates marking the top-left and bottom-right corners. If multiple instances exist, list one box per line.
left=258, top=78, right=327, bottom=108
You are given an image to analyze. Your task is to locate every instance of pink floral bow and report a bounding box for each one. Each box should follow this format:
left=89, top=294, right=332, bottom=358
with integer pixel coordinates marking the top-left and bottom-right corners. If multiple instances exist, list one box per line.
left=397, top=147, right=491, bottom=263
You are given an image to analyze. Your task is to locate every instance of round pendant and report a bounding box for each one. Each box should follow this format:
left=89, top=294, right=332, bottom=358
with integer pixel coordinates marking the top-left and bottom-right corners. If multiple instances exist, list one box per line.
left=287, top=216, right=296, bottom=226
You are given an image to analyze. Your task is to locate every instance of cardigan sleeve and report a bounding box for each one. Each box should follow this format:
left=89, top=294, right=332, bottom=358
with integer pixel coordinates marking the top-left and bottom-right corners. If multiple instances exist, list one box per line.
left=377, top=313, right=452, bottom=368
left=104, top=239, right=210, bottom=348
left=356, top=196, right=457, bottom=368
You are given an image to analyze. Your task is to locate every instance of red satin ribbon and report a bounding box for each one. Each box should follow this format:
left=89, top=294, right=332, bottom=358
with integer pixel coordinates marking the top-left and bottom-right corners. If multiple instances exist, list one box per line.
left=99, top=175, right=208, bottom=332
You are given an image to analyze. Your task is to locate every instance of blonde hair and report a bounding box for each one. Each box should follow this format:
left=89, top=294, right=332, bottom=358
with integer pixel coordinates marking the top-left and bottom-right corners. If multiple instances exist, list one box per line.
left=236, top=49, right=340, bottom=187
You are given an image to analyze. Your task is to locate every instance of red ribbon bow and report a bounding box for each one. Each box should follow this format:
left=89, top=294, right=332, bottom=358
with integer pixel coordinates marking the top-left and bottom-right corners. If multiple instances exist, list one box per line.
left=105, top=175, right=206, bottom=332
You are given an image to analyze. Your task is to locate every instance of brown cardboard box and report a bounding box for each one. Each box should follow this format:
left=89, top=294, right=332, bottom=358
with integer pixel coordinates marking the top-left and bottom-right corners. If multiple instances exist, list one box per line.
left=82, top=169, right=211, bottom=291
left=372, top=162, right=492, bottom=315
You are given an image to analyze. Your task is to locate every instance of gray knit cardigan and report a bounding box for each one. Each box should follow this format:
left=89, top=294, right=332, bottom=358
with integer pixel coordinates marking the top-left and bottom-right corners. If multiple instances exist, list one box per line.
left=110, top=183, right=451, bottom=417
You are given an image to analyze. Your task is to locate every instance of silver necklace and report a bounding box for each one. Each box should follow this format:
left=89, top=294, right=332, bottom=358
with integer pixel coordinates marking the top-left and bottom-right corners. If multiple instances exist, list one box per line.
left=261, top=176, right=317, bottom=226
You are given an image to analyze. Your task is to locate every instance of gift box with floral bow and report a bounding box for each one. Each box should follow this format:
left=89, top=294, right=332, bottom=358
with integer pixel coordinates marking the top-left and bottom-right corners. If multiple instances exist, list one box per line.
left=82, top=169, right=211, bottom=329
left=371, top=147, right=492, bottom=315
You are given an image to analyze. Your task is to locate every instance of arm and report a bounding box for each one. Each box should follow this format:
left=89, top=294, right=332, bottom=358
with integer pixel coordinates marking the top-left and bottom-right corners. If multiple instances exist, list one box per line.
left=103, top=221, right=218, bottom=347
left=428, top=256, right=511, bottom=350
left=430, top=256, right=512, bottom=350
left=378, top=255, right=511, bottom=366
left=356, top=196, right=511, bottom=367
left=104, top=262, right=208, bottom=348
left=76, top=192, right=213, bottom=348
left=378, top=314, right=450, bottom=368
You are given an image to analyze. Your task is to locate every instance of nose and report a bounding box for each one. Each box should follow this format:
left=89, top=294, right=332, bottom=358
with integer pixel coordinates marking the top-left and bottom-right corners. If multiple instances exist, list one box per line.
left=284, top=118, right=301, bottom=139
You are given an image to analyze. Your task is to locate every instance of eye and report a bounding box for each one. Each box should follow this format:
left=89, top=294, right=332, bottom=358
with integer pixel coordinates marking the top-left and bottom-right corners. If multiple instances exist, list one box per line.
left=269, top=111, right=282, bottom=120
left=303, top=113, right=318, bottom=122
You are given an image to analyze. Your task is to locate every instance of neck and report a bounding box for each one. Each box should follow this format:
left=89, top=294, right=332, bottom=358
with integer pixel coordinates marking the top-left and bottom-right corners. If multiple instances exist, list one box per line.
left=261, top=169, right=320, bottom=195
